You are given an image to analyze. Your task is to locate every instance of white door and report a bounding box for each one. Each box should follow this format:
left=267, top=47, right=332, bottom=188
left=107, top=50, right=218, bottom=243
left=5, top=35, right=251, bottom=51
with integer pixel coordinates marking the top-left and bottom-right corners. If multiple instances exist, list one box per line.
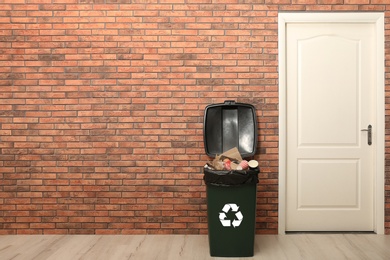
left=286, top=23, right=376, bottom=231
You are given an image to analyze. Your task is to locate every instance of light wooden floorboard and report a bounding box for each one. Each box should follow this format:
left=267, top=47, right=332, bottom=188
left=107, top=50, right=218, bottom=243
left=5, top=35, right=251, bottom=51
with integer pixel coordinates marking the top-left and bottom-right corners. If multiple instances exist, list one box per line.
left=0, top=234, right=389, bottom=260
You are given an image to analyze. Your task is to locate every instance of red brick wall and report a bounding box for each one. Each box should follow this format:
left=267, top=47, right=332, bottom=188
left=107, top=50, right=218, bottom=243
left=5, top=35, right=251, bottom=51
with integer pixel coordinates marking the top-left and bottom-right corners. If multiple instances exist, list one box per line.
left=0, top=0, right=389, bottom=235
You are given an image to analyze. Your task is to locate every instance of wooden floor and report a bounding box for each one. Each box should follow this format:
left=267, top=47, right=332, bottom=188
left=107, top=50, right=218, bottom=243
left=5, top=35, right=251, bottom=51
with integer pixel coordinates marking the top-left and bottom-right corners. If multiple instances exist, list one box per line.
left=0, top=234, right=389, bottom=260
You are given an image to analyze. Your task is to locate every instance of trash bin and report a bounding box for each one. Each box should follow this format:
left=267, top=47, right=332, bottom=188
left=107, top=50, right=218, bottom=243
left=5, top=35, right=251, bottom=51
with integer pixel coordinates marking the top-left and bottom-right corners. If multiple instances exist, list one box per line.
left=203, top=100, right=259, bottom=257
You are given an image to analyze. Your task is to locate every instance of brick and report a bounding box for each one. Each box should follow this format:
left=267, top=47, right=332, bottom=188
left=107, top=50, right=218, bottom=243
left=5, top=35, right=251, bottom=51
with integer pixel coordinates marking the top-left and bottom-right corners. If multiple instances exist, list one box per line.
left=318, top=0, right=343, bottom=3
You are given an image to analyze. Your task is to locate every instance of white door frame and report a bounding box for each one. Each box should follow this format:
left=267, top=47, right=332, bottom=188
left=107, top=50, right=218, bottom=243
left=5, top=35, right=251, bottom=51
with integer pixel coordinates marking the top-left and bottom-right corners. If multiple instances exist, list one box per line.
left=278, top=12, right=385, bottom=234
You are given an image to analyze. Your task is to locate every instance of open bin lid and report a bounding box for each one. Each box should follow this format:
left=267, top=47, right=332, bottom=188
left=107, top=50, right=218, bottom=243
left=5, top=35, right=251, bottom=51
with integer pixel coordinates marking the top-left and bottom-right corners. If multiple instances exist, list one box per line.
left=203, top=100, right=257, bottom=158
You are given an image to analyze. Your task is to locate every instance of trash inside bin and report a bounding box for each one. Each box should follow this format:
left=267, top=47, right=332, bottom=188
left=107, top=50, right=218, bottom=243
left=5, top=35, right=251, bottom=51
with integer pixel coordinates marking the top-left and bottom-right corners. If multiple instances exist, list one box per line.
left=203, top=100, right=258, bottom=257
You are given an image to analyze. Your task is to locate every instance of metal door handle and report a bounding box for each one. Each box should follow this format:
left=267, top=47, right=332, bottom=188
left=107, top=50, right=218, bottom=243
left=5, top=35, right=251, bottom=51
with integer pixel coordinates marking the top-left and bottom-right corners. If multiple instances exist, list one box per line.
left=361, top=125, right=372, bottom=145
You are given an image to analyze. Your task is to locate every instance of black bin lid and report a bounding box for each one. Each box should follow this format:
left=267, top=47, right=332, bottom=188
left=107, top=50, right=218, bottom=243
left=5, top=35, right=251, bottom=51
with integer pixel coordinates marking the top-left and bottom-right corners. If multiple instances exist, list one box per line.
left=203, top=100, right=257, bottom=158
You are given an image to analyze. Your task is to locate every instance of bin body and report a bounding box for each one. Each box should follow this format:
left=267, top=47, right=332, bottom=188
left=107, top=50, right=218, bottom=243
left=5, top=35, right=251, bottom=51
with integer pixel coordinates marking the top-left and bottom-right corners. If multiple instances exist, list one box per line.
left=206, top=182, right=257, bottom=257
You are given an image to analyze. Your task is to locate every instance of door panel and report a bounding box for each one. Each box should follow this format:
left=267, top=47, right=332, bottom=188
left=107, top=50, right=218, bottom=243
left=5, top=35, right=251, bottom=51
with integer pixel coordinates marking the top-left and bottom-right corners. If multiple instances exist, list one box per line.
left=298, top=35, right=359, bottom=146
left=298, top=159, right=359, bottom=208
left=286, top=23, right=375, bottom=231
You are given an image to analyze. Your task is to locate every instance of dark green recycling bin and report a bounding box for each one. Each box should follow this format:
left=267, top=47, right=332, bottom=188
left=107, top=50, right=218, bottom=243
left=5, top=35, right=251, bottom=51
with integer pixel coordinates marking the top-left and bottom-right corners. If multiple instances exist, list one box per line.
left=203, top=101, right=259, bottom=257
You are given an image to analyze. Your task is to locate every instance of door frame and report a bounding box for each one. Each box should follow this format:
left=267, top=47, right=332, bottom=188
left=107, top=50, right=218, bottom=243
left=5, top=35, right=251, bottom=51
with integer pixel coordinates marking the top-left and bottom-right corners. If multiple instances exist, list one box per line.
left=278, top=12, right=385, bottom=234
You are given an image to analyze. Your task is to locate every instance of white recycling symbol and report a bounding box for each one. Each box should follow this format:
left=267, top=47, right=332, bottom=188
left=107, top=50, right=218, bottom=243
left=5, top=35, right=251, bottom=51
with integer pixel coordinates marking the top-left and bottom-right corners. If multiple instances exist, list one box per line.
left=219, top=203, right=243, bottom=228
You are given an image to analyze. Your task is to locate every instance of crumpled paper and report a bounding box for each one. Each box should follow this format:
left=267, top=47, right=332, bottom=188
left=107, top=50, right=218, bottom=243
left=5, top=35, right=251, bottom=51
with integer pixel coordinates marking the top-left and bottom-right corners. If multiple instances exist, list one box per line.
left=210, top=147, right=243, bottom=170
